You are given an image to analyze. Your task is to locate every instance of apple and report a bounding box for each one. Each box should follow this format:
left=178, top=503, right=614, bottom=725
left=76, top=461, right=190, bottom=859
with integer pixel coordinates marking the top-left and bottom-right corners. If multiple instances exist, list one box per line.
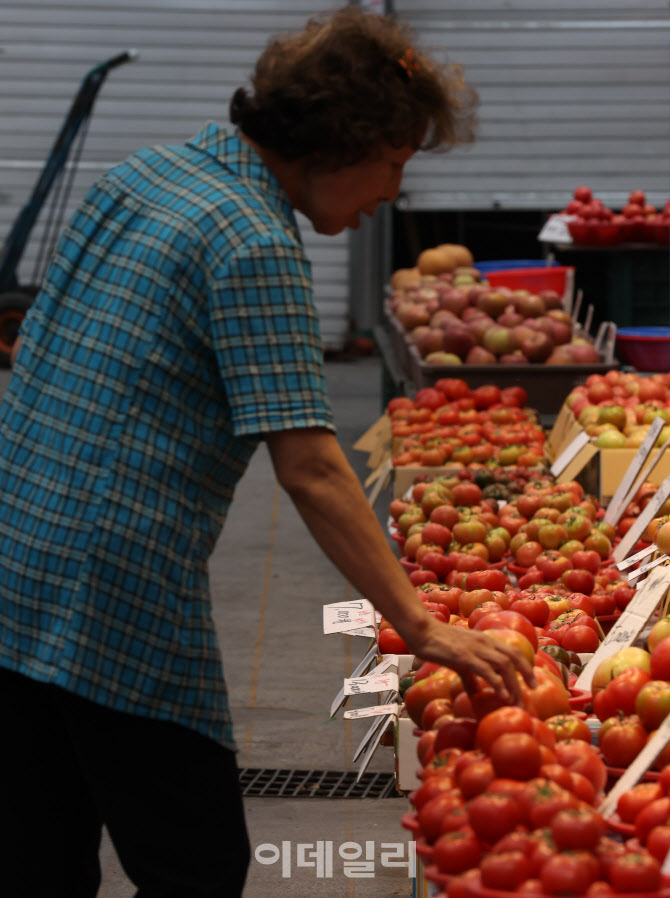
left=539, top=289, right=563, bottom=310
left=598, top=405, right=626, bottom=431
left=396, top=303, right=431, bottom=330
left=595, top=430, right=626, bottom=448
left=468, top=315, right=496, bottom=342
left=430, top=309, right=460, bottom=330
left=545, top=346, right=576, bottom=365
left=482, top=325, right=518, bottom=356
left=519, top=331, right=554, bottom=363
left=438, top=286, right=470, bottom=316
left=465, top=345, right=497, bottom=364
left=497, top=306, right=525, bottom=328
left=568, top=341, right=600, bottom=364
left=515, top=292, right=546, bottom=318
left=415, top=327, right=448, bottom=357
left=476, top=290, right=510, bottom=319
left=500, top=351, right=530, bottom=365
left=424, top=351, right=463, bottom=366
left=461, top=305, right=490, bottom=322
left=441, top=323, right=476, bottom=359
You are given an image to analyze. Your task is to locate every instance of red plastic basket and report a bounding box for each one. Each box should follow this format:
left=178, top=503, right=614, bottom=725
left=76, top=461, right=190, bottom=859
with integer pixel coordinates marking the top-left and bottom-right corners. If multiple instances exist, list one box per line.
left=485, top=266, right=574, bottom=296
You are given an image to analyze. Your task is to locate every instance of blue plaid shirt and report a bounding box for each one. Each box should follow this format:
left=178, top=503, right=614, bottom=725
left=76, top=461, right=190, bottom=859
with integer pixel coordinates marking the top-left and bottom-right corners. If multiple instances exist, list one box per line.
left=0, top=123, right=334, bottom=749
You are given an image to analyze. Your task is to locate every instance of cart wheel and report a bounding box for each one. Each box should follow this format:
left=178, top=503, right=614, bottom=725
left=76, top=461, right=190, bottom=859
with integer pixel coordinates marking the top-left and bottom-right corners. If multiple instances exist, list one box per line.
left=0, top=291, right=34, bottom=368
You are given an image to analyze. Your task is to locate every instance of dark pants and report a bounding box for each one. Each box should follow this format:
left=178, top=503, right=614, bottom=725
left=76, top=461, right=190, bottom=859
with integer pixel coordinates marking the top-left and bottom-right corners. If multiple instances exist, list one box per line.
left=1, top=667, right=250, bottom=897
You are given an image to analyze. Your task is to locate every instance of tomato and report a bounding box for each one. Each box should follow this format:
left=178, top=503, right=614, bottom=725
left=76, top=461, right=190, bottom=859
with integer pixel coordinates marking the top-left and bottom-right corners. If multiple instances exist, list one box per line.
left=540, top=850, right=599, bottom=896
left=465, top=569, right=507, bottom=593
left=561, top=625, right=600, bottom=653
left=416, top=729, right=438, bottom=766
left=474, top=609, right=539, bottom=651
left=467, top=791, right=523, bottom=844
left=598, top=715, right=648, bottom=768
left=480, top=851, right=533, bottom=890
left=539, top=763, right=574, bottom=792
left=659, top=763, right=670, bottom=793
left=651, top=635, right=670, bottom=681
left=608, top=852, right=662, bottom=893
left=456, top=758, right=495, bottom=798
left=377, top=627, right=410, bottom=654
left=634, top=796, right=670, bottom=844
left=616, top=781, right=664, bottom=823
left=434, top=717, right=478, bottom=753
left=475, top=706, right=535, bottom=753
left=467, top=601, right=503, bottom=629
left=550, top=806, right=606, bottom=850
left=553, top=740, right=608, bottom=793
left=544, top=714, right=593, bottom=744
left=417, top=791, right=466, bottom=843
left=421, top=746, right=464, bottom=780
left=636, top=679, right=670, bottom=730
left=524, top=668, right=571, bottom=720
left=646, top=824, right=670, bottom=864
left=510, top=598, right=550, bottom=628
left=492, top=830, right=536, bottom=856
left=489, top=732, right=542, bottom=781
left=601, top=667, right=652, bottom=717
left=433, top=826, right=482, bottom=875
left=570, top=771, right=597, bottom=805
left=404, top=669, right=461, bottom=726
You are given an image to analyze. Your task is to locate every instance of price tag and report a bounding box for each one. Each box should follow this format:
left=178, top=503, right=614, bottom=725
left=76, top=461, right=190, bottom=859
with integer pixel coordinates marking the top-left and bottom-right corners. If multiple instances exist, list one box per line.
left=599, top=713, right=670, bottom=818
left=575, top=566, right=670, bottom=692
left=603, top=417, right=665, bottom=526
left=538, top=214, right=576, bottom=244
left=550, top=430, right=591, bottom=478
left=609, top=431, right=670, bottom=528
left=330, top=644, right=378, bottom=718
left=323, top=599, right=375, bottom=634
left=344, top=703, right=399, bottom=720
left=613, top=474, right=670, bottom=563
left=344, top=670, right=400, bottom=696
left=352, top=689, right=396, bottom=762
left=616, top=543, right=656, bottom=572
left=627, top=553, right=669, bottom=585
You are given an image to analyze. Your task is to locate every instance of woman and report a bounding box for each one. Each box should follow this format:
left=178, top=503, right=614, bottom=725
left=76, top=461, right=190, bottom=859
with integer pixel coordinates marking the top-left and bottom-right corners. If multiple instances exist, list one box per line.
left=0, top=7, right=533, bottom=896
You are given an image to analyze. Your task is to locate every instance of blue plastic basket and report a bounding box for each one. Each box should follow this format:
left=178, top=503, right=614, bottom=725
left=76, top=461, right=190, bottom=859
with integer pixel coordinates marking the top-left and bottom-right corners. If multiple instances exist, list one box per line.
left=475, top=259, right=558, bottom=273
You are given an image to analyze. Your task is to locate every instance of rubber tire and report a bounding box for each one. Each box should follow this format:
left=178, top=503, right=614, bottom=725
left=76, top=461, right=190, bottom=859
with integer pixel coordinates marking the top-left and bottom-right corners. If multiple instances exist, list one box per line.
left=0, top=291, right=34, bottom=368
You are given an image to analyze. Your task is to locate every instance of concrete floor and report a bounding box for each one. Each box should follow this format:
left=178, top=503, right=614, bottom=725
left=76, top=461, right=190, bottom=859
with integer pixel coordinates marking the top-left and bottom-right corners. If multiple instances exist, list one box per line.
left=0, top=357, right=414, bottom=897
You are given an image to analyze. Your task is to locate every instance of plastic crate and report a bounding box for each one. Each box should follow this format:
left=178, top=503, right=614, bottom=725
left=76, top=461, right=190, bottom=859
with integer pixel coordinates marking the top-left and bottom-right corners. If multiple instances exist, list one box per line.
left=485, top=265, right=574, bottom=296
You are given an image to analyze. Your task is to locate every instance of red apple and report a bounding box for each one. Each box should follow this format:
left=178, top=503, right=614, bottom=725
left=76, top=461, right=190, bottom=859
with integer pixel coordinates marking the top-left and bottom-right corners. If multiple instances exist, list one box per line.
left=465, top=346, right=497, bottom=365
left=441, top=323, right=476, bottom=359
left=519, top=331, right=554, bottom=363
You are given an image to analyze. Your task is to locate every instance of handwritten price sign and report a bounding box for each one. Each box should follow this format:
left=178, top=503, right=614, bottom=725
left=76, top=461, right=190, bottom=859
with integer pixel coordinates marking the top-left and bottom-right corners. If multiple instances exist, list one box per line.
left=323, top=600, right=375, bottom=635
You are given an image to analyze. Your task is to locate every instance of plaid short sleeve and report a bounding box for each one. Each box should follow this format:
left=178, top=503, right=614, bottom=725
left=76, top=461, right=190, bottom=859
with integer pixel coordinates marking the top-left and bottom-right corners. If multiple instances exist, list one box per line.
left=208, top=238, right=335, bottom=437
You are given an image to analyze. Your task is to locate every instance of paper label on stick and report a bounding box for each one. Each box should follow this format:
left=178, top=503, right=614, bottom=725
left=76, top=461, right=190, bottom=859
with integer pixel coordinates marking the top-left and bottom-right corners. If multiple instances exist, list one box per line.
left=344, top=703, right=399, bottom=720
left=613, top=475, right=670, bottom=563
left=575, top=566, right=670, bottom=692
left=344, top=671, right=400, bottom=695
left=627, top=553, right=669, bottom=584
left=550, top=431, right=591, bottom=478
left=600, top=713, right=670, bottom=818
left=616, top=544, right=656, bottom=572
left=604, top=418, right=665, bottom=525
left=538, top=214, right=576, bottom=244
left=323, top=600, right=375, bottom=634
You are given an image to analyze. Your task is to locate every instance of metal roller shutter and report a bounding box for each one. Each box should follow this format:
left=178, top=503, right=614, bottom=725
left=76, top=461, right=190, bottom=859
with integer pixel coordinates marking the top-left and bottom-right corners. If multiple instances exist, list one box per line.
left=393, top=0, right=670, bottom=212
left=0, top=0, right=351, bottom=349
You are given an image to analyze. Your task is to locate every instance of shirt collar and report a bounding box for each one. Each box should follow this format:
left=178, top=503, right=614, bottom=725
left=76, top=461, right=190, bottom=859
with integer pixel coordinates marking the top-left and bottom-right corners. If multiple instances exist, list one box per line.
left=186, top=122, right=298, bottom=229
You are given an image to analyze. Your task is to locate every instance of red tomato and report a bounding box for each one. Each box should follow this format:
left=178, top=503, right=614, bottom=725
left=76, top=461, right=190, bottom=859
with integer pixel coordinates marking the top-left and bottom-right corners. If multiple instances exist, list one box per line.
left=598, top=714, right=648, bottom=767
left=467, top=791, right=523, bottom=844
left=433, top=717, right=478, bottom=753
left=404, top=670, right=460, bottom=727
left=561, top=625, right=600, bottom=653
left=634, top=796, right=670, bottom=844
left=553, top=740, right=608, bottom=794
left=465, top=569, right=507, bottom=593
left=550, top=806, right=605, bottom=850
left=418, top=792, right=466, bottom=843
left=539, top=763, right=574, bottom=792
left=524, top=781, right=579, bottom=828
left=510, top=598, right=550, bottom=627
left=570, top=771, right=597, bottom=805
left=480, top=851, right=533, bottom=890
left=377, top=628, right=409, bottom=654
left=473, top=609, right=539, bottom=651
left=601, top=667, right=652, bottom=717
left=455, top=758, right=495, bottom=798
left=524, top=668, right=571, bottom=720
left=608, top=852, right=662, bottom=893
left=421, top=697, right=453, bottom=731
left=475, top=706, right=534, bottom=753
left=544, top=714, right=592, bottom=743
left=617, top=781, right=664, bottom=824
left=489, top=732, right=542, bottom=781
left=411, top=775, right=457, bottom=810
left=635, top=679, right=670, bottom=730
left=646, top=824, right=670, bottom=864
left=416, top=729, right=438, bottom=766
left=651, top=636, right=670, bottom=681
left=540, top=850, right=599, bottom=896
left=433, top=828, right=482, bottom=875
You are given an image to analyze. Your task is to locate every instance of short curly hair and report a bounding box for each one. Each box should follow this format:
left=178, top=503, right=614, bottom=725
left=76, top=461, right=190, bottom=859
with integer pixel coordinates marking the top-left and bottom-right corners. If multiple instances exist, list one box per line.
left=230, top=5, right=479, bottom=170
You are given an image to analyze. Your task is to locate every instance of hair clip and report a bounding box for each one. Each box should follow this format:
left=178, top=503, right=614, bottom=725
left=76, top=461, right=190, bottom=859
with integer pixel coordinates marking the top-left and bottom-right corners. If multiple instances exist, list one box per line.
left=397, top=47, right=420, bottom=81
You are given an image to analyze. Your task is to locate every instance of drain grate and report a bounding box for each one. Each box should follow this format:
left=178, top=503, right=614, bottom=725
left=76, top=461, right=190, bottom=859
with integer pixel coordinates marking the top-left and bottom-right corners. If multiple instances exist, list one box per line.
left=239, top=768, right=398, bottom=799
